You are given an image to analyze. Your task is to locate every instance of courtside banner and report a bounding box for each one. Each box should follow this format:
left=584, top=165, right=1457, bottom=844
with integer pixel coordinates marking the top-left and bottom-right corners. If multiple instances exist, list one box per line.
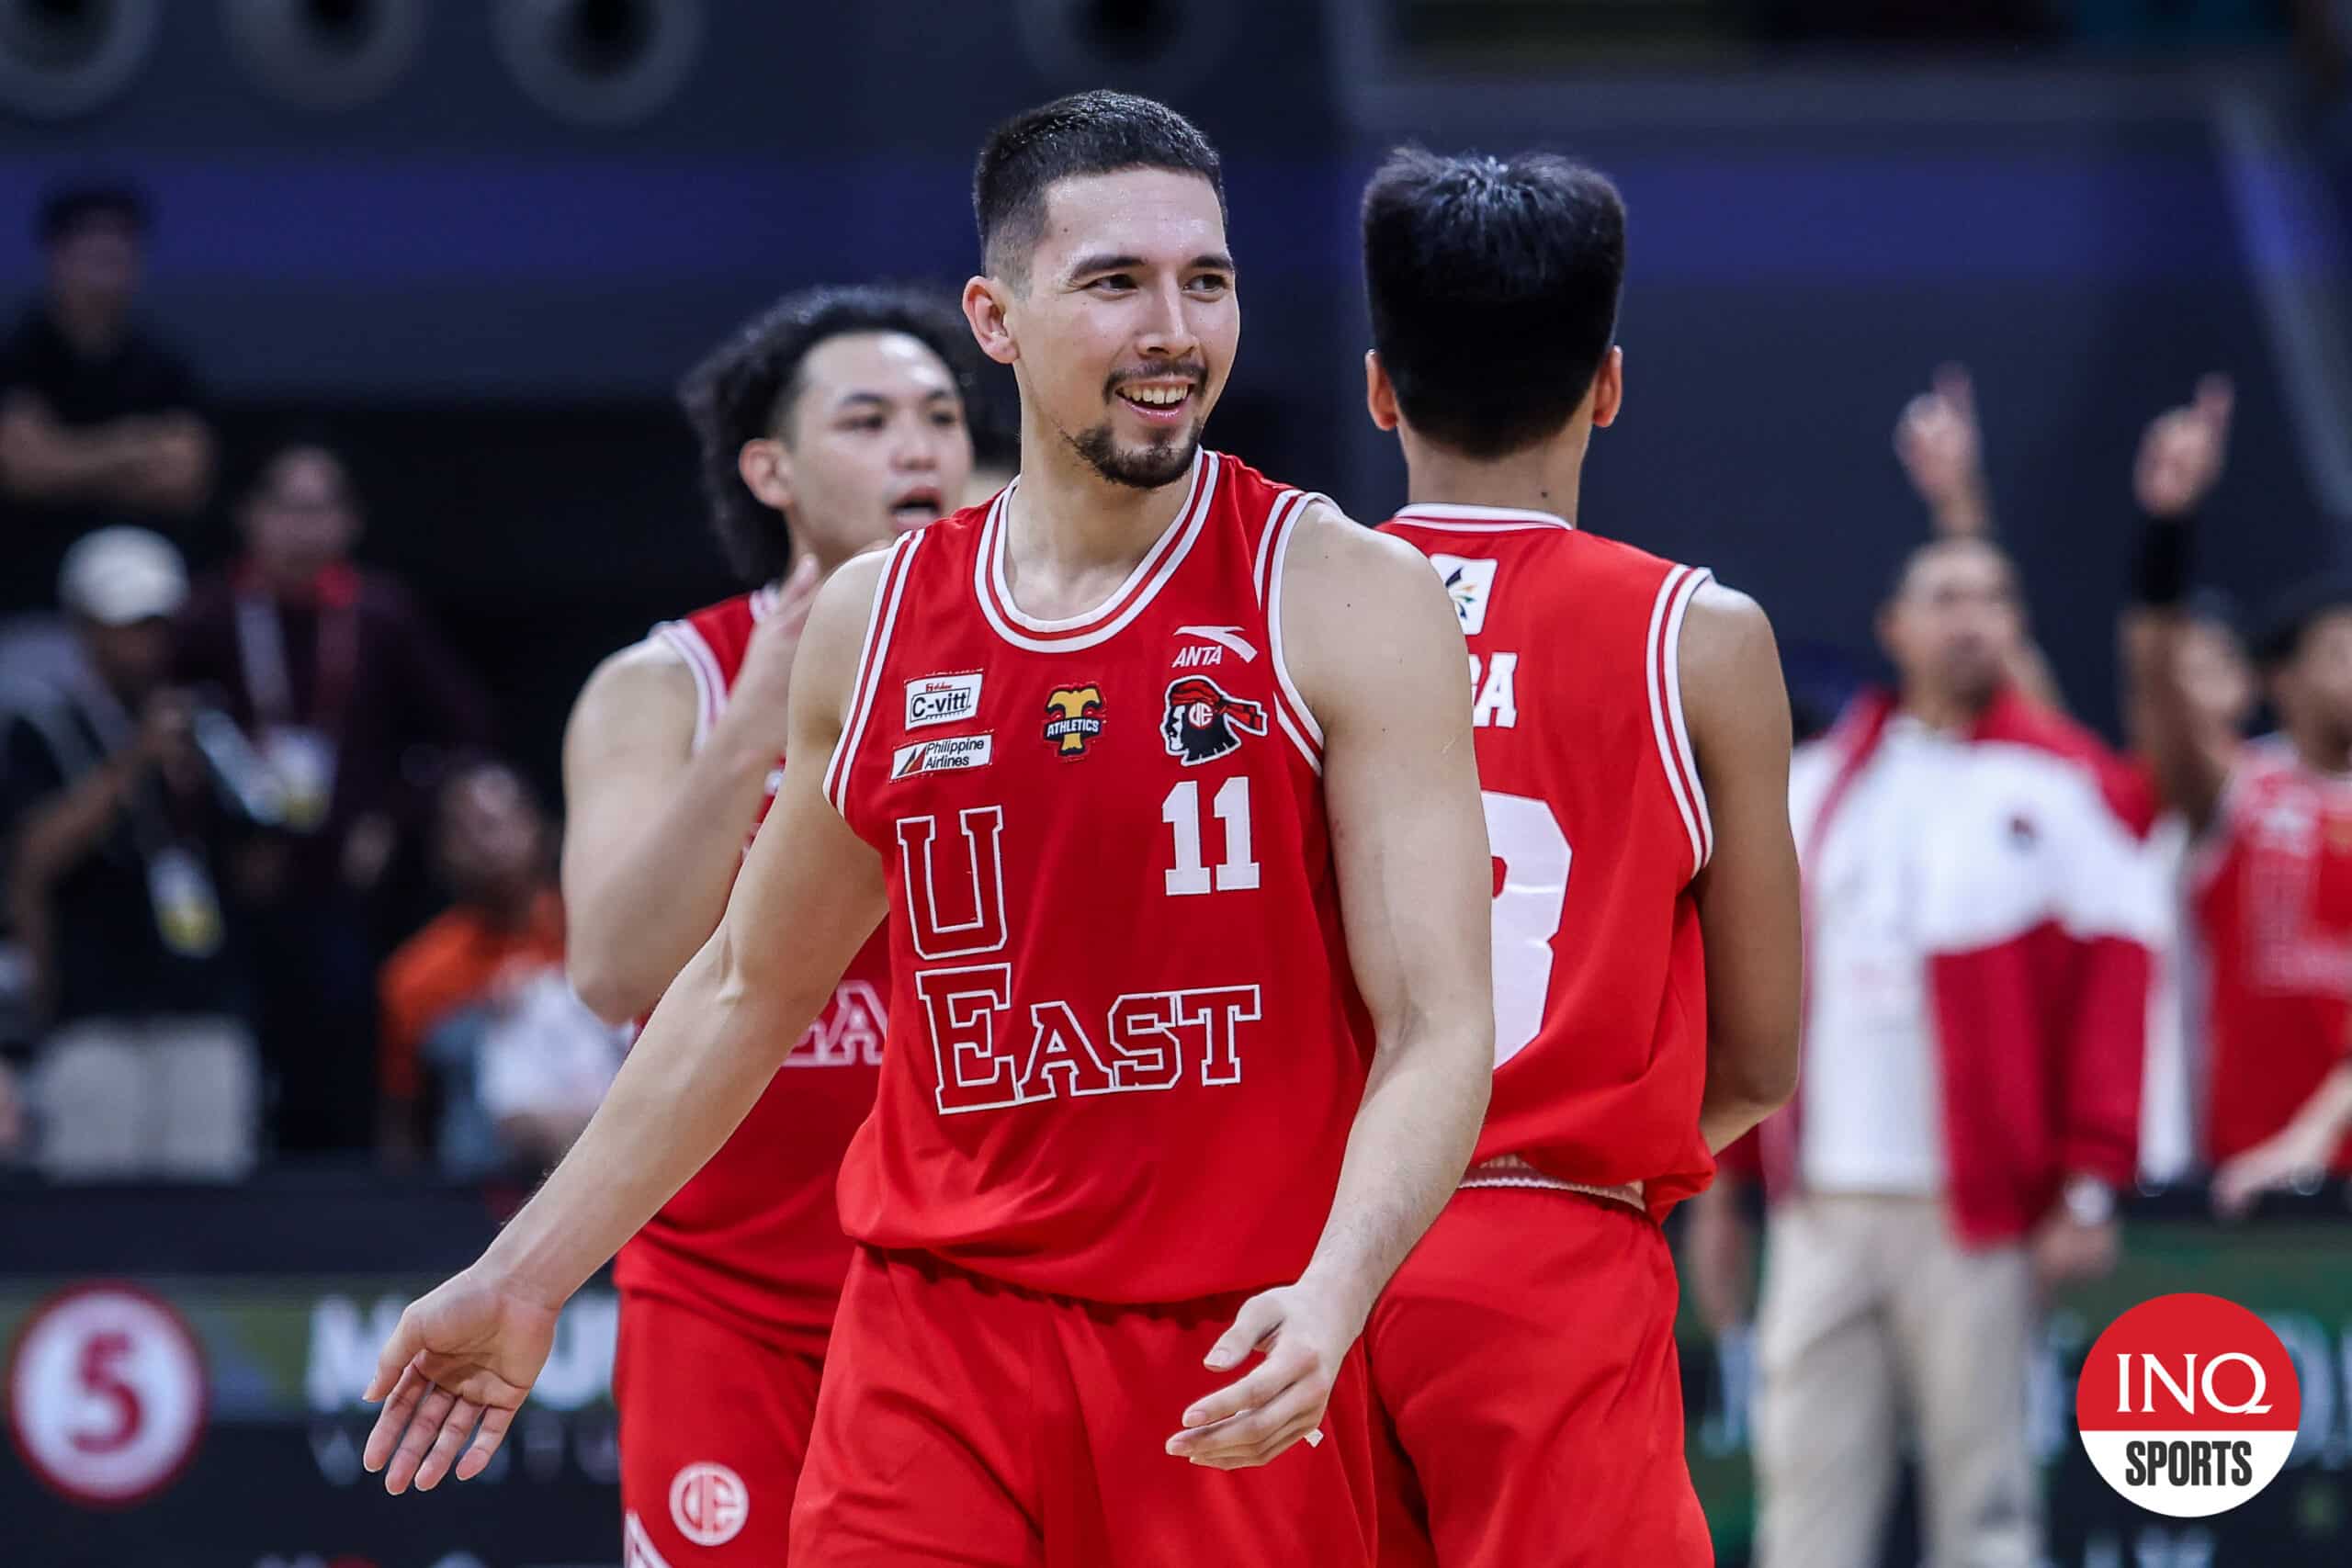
left=2075, top=1292, right=2301, bottom=1518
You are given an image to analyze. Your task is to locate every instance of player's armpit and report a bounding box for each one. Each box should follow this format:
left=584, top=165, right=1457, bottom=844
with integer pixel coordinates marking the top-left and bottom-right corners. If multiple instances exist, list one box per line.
left=468, top=554, right=891, bottom=1319
left=1273, top=506, right=1493, bottom=1322
left=1679, top=582, right=1802, bottom=1155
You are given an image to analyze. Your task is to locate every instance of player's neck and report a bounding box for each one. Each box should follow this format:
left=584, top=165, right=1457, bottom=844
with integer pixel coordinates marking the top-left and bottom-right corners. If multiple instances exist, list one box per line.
left=1007, top=431, right=1196, bottom=573
left=1403, top=444, right=1582, bottom=525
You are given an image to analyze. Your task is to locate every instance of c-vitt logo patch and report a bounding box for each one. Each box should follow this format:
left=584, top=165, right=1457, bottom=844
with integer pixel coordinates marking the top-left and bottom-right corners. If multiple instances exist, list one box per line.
left=906, top=671, right=982, bottom=730
left=2076, top=1292, right=2300, bottom=1517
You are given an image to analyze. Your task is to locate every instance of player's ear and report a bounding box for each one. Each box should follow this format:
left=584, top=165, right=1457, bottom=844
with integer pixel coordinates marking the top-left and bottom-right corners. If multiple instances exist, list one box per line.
left=1590, top=345, right=1624, bottom=430
left=739, top=437, right=794, bottom=513
left=1364, top=351, right=1400, bottom=431
left=965, top=276, right=1019, bottom=367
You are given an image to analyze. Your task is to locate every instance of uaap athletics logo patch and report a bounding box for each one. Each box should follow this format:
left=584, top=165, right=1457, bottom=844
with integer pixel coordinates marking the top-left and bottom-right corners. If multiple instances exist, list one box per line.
left=1161, top=676, right=1267, bottom=764
left=1043, top=685, right=1106, bottom=758
left=2076, top=1292, right=2301, bottom=1518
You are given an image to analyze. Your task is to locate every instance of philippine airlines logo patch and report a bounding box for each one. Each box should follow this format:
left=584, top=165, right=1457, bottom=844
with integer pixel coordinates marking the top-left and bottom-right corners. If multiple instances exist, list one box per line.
left=2076, top=1292, right=2300, bottom=1518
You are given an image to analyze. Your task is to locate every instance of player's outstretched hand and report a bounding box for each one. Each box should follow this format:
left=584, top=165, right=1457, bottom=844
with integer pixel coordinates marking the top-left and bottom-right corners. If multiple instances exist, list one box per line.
left=361, top=1266, right=561, bottom=1495
left=1166, top=1280, right=1360, bottom=1471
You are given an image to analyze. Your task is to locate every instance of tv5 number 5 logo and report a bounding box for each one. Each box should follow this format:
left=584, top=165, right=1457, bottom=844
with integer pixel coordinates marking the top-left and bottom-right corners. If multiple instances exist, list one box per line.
left=7, top=1282, right=210, bottom=1507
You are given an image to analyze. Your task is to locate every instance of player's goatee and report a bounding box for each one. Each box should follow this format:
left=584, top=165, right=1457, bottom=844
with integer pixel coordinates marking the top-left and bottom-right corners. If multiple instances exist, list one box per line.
left=1070, top=422, right=1197, bottom=490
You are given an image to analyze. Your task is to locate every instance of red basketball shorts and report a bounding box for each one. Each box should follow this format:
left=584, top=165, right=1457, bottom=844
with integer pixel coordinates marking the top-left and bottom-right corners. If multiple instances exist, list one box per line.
left=1366, top=1188, right=1712, bottom=1568
left=616, top=1290, right=825, bottom=1564
left=790, top=1247, right=1377, bottom=1567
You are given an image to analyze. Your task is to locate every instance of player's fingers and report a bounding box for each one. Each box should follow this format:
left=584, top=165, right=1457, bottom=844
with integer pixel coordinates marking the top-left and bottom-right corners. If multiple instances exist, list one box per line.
left=363, top=1362, right=426, bottom=1473
left=1934, top=362, right=1974, bottom=417
left=457, top=1404, right=514, bottom=1482
left=1191, top=1413, right=1327, bottom=1471
left=413, top=1397, right=483, bottom=1492
left=1178, top=1370, right=1326, bottom=1456
left=1203, top=1291, right=1283, bottom=1372
left=365, top=1313, right=425, bottom=1403
left=1177, top=1336, right=1309, bottom=1438
left=383, top=1382, right=458, bottom=1495
left=2195, top=373, right=2234, bottom=430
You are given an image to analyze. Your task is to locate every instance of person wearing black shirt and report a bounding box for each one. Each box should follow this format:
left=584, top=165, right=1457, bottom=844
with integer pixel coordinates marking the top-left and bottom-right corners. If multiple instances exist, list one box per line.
left=0, top=183, right=213, bottom=624
left=176, top=440, right=494, bottom=1156
left=1, top=526, right=255, bottom=1179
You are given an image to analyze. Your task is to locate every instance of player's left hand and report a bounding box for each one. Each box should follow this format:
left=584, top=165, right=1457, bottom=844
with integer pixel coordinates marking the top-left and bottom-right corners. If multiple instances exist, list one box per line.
left=1166, top=1280, right=1361, bottom=1470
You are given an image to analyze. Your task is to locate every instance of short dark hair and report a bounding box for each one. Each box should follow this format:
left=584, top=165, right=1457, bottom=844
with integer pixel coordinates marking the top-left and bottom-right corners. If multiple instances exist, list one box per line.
left=38, top=181, right=147, bottom=246
left=973, top=91, right=1225, bottom=284
left=678, top=284, right=979, bottom=586
left=1362, top=147, right=1625, bottom=460
left=2255, top=571, right=2352, bottom=668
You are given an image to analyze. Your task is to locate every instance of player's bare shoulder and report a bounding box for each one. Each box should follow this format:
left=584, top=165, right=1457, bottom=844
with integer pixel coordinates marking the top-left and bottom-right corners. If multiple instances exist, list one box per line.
left=791, top=543, right=898, bottom=739
left=565, top=634, right=699, bottom=765
left=1278, top=500, right=1469, bottom=734
left=1677, top=581, right=1792, bottom=771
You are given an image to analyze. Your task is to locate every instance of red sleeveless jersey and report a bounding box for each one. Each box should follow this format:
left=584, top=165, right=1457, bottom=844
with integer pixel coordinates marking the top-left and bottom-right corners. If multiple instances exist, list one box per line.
left=1378, top=504, right=1716, bottom=1217
left=824, top=450, right=1371, bottom=1303
left=612, top=582, right=888, bottom=1355
left=2192, top=737, right=2352, bottom=1172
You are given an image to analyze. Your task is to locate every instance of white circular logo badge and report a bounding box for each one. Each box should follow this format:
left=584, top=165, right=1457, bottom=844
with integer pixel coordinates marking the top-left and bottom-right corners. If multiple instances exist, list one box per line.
left=6, top=1283, right=209, bottom=1506
left=2076, top=1292, right=2301, bottom=1518
left=669, top=1460, right=750, bottom=1547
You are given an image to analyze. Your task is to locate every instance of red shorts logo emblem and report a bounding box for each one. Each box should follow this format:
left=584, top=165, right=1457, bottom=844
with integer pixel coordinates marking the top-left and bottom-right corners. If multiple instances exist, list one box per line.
left=6, top=1282, right=209, bottom=1507
left=669, top=1460, right=751, bottom=1546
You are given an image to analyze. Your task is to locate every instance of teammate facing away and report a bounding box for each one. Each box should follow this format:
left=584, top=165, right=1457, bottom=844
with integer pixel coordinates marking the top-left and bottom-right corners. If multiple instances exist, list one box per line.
left=359, top=92, right=1497, bottom=1566
left=559, top=287, right=979, bottom=1564
left=1361, top=149, right=1804, bottom=1567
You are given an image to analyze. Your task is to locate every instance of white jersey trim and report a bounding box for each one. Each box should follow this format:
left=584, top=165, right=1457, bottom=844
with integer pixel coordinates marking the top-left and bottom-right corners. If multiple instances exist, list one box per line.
left=1647, top=564, right=1716, bottom=879
left=823, top=531, right=922, bottom=817
left=975, top=449, right=1218, bottom=652
left=650, top=619, right=725, bottom=755
left=1261, top=489, right=1328, bottom=773
left=1389, top=502, right=1575, bottom=533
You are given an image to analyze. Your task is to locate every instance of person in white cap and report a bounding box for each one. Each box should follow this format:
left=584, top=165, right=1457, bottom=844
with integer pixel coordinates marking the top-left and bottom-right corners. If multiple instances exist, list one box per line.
left=0, top=525, right=258, bottom=1179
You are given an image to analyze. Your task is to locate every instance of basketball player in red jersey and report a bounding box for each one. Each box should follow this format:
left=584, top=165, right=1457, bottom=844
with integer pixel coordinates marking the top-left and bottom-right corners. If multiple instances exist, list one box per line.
left=560, top=288, right=978, bottom=1564
left=2125, top=384, right=2352, bottom=1210
left=1360, top=150, right=1803, bottom=1566
left=359, top=93, right=1496, bottom=1566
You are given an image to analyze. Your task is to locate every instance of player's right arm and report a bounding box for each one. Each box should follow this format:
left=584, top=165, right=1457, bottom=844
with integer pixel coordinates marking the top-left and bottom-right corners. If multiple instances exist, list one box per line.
left=360, top=553, right=893, bottom=1496
left=1680, top=583, right=1803, bottom=1155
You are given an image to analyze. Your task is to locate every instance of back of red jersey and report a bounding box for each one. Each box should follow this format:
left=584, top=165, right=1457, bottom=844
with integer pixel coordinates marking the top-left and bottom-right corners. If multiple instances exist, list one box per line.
left=1379, top=505, right=1714, bottom=1215
left=827, top=450, right=1371, bottom=1303
left=2192, top=738, right=2352, bottom=1172
left=614, top=583, right=888, bottom=1355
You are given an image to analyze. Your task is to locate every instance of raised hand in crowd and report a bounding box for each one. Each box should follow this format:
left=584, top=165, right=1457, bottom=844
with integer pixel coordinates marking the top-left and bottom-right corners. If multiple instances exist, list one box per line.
left=1894, top=363, right=1994, bottom=538
left=2132, top=374, right=2233, bottom=521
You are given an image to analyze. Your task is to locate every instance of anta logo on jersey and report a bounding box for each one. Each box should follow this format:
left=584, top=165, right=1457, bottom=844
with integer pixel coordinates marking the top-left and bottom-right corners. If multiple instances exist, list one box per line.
left=1161, top=676, right=1266, bottom=764
left=906, top=671, right=982, bottom=729
left=1172, top=625, right=1257, bottom=667
left=1430, top=554, right=1498, bottom=636
left=1043, top=685, right=1106, bottom=757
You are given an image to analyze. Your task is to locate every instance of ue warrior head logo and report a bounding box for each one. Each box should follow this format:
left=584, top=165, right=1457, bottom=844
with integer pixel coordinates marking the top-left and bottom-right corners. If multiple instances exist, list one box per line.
left=1043, top=685, right=1107, bottom=757
left=1161, top=676, right=1267, bottom=764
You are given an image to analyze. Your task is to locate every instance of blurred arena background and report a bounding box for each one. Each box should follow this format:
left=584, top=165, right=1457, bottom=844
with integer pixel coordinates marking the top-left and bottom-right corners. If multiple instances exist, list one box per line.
left=2, top=2, right=2350, bottom=1564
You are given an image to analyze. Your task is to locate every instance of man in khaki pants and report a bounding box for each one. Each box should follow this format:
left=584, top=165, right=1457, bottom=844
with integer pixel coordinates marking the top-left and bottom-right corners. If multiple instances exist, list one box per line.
left=1700, top=536, right=2156, bottom=1567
